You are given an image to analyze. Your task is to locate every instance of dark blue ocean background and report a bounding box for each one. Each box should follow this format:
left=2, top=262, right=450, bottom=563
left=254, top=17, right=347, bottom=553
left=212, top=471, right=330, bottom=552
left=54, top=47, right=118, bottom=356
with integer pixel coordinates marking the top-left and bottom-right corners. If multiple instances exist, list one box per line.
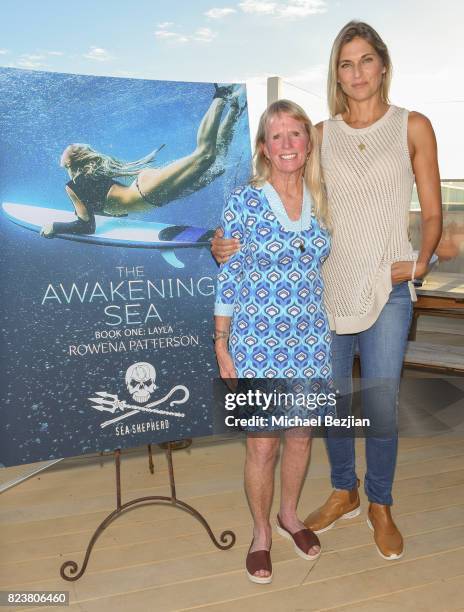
left=0, top=68, right=252, bottom=466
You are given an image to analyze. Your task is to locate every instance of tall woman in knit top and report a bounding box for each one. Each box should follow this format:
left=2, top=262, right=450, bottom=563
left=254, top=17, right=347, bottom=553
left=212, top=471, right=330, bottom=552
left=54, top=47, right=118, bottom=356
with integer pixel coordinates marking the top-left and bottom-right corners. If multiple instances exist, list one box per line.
left=212, top=22, right=442, bottom=561
left=303, top=21, right=442, bottom=561
left=40, top=84, right=242, bottom=237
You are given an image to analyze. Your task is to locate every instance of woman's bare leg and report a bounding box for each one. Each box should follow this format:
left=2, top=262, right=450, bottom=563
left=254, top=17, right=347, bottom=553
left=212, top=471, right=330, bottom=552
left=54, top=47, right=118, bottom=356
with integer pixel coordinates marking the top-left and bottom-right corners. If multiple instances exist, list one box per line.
left=216, top=92, right=244, bottom=156
left=245, top=435, right=279, bottom=578
left=279, top=429, right=320, bottom=556
left=104, top=88, right=244, bottom=214
left=181, top=96, right=245, bottom=194
left=133, top=96, right=228, bottom=207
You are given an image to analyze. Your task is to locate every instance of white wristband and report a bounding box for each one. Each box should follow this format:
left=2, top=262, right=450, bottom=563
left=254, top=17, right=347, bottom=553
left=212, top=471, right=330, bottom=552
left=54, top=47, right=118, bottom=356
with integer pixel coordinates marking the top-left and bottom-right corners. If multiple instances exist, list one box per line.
left=411, top=260, right=417, bottom=281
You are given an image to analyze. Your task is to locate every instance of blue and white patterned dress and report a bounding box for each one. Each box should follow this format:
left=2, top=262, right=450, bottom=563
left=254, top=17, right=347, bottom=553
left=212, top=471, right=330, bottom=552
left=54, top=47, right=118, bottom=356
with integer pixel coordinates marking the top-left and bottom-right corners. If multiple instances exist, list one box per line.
left=215, top=183, right=332, bottom=381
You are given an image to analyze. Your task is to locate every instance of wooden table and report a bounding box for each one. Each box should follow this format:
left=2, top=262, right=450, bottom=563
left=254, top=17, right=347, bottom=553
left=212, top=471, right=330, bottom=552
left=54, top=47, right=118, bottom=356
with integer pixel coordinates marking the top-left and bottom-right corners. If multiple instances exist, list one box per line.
left=409, top=272, right=464, bottom=340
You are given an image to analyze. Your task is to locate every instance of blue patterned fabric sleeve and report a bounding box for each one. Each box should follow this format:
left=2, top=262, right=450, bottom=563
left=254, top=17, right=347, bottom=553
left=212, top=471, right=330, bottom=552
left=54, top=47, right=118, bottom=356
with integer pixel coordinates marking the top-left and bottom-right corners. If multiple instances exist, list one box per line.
left=214, top=190, right=246, bottom=317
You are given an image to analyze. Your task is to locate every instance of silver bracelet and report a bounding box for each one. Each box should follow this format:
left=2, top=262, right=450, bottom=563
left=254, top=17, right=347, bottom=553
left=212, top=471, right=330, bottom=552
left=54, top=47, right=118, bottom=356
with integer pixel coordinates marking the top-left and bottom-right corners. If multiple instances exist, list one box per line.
left=411, top=260, right=417, bottom=281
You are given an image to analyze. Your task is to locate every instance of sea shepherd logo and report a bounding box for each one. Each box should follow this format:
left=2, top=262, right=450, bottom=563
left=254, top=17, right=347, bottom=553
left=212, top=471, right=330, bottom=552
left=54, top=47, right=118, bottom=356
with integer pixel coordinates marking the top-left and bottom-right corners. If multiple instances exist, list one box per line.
left=89, top=362, right=189, bottom=429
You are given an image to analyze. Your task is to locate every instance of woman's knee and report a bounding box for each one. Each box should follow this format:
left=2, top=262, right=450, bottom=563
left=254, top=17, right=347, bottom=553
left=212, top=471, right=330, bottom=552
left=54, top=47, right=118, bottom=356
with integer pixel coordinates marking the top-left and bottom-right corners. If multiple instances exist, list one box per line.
left=246, top=437, right=279, bottom=466
left=194, top=145, right=216, bottom=171
left=284, top=432, right=311, bottom=453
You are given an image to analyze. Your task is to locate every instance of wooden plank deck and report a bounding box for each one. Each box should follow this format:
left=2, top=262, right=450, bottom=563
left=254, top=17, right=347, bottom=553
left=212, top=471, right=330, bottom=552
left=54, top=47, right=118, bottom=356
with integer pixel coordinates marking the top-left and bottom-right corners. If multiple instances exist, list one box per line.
left=1, top=434, right=464, bottom=612
left=403, top=341, right=464, bottom=372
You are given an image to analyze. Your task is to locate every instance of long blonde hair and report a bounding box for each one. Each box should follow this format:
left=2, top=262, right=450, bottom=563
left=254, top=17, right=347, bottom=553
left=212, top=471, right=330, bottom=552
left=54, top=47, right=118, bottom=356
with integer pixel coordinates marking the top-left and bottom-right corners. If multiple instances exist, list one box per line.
left=327, top=21, right=392, bottom=118
left=250, top=100, right=329, bottom=228
left=62, top=143, right=164, bottom=180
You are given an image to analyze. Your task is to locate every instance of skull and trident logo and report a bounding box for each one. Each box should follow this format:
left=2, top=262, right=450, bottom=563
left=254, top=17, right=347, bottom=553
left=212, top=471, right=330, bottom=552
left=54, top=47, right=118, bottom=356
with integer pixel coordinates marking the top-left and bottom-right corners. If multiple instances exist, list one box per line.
left=89, top=362, right=189, bottom=428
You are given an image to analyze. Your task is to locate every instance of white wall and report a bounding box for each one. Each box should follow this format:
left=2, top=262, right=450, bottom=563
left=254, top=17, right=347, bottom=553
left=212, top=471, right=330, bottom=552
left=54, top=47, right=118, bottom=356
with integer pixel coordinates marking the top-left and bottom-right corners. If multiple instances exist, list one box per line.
left=392, top=98, right=463, bottom=180
left=245, top=77, right=328, bottom=146
left=280, top=81, right=327, bottom=126
left=244, top=77, right=268, bottom=150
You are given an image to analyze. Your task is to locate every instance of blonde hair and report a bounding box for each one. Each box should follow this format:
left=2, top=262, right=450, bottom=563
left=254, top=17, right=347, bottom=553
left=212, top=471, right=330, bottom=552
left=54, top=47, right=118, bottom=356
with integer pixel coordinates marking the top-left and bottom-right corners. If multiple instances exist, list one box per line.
left=250, top=99, right=330, bottom=228
left=62, top=143, right=164, bottom=180
left=327, top=21, right=392, bottom=118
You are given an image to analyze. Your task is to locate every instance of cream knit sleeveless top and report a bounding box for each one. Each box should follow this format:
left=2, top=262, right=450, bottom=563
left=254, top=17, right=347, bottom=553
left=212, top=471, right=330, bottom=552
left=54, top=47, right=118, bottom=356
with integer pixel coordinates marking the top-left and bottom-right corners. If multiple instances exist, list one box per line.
left=321, top=105, right=415, bottom=334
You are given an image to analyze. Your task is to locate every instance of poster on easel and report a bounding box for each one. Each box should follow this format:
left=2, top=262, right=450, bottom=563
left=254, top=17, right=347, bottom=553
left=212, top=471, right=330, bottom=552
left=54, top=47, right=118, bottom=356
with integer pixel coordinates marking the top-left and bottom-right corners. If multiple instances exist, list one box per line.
left=0, top=67, right=251, bottom=466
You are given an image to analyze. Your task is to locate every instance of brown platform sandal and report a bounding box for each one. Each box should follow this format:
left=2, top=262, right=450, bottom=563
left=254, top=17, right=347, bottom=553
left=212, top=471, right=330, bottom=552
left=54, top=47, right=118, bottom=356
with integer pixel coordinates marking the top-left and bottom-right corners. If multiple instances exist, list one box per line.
left=245, top=540, right=273, bottom=584
left=276, top=515, right=321, bottom=561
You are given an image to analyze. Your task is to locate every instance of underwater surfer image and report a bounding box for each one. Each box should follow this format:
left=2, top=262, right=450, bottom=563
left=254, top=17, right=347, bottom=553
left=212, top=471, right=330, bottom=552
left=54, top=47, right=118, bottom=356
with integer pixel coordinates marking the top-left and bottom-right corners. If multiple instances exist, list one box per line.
left=40, top=84, right=245, bottom=238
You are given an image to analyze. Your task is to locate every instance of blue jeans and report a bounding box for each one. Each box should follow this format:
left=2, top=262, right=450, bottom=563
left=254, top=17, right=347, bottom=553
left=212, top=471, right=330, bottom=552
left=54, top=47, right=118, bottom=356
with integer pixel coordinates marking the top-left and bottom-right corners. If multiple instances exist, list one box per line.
left=327, top=281, right=413, bottom=505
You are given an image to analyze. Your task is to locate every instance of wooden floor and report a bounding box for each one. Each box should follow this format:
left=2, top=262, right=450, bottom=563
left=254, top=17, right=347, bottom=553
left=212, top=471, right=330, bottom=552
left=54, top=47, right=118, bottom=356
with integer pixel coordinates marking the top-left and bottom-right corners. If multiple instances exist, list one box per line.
left=1, top=433, right=464, bottom=612
left=1, top=317, right=463, bottom=611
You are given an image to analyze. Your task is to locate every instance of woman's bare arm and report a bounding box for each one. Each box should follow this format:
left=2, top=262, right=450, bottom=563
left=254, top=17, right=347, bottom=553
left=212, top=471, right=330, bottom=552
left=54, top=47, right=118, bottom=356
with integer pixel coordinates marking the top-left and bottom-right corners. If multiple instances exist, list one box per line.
left=65, top=185, right=90, bottom=221
left=391, top=112, right=442, bottom=283
left=409, top=112, right=443, bottom=270
left=214, top=315, right=237, bottom=380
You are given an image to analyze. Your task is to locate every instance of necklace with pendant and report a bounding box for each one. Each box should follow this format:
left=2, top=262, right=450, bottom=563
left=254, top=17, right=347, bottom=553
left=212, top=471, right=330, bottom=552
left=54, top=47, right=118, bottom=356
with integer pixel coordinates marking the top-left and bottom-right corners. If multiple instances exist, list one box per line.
left=297, top=214, right=305, bottom=252
left=357, top=129, right=371, bottom=152
left=343, top=106, right=390, bottom=152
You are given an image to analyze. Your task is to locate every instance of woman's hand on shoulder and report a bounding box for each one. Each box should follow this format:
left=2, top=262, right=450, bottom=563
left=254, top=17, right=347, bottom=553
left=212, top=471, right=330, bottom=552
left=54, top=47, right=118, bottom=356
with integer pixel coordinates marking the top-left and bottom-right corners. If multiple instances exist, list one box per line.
left=211, top=228, right=240, bottom=264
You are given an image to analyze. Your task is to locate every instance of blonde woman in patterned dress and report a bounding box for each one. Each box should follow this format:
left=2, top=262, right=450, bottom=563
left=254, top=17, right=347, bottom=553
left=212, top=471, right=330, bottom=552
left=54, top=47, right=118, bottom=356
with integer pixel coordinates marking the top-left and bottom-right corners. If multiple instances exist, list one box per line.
left=214, top=100, right=332, bottom=583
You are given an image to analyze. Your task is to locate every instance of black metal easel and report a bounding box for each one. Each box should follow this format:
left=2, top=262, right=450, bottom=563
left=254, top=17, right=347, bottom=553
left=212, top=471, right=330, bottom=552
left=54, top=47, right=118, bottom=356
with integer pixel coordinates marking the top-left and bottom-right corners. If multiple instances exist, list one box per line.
left=60, top=443, right=236, bottom=581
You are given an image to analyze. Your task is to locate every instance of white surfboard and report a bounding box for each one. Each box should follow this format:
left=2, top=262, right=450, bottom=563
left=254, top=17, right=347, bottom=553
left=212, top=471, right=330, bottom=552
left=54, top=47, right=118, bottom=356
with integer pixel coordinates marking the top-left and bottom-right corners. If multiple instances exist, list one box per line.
left=2, top=202, right=214, bottom=268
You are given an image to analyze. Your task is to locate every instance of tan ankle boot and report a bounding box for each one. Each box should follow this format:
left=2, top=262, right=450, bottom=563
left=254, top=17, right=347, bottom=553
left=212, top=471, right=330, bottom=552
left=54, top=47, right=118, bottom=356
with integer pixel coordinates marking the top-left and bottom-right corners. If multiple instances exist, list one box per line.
left=304, top=480, right=361, bottom=534
left=367, top=502, right=403, bottom=560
